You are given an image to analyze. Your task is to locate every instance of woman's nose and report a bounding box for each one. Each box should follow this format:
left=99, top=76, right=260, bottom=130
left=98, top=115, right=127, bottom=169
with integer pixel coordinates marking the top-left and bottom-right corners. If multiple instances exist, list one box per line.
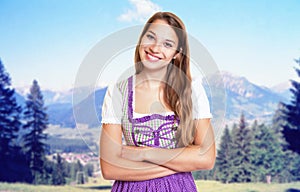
left=149, top=42, right=161, bottom=53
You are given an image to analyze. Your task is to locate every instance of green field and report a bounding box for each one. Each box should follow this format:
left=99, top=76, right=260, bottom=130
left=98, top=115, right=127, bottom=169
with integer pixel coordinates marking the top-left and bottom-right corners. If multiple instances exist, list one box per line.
left=1, top=179, right=299, bottom=192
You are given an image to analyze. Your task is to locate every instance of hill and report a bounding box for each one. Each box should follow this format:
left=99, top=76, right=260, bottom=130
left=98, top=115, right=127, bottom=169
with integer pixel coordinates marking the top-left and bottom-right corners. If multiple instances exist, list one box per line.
left=15, top=71, right=291, bottom=128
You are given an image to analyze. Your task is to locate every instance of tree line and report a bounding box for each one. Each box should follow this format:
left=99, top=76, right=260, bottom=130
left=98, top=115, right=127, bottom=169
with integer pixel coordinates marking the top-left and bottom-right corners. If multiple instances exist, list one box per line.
left=193, top=58, right=300, bottom=183
left=0, top=59, right=93, bottom=185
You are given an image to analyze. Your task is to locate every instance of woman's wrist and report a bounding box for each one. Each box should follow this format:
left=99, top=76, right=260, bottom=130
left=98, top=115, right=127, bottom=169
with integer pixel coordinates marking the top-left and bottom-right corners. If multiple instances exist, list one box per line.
left=142, top=147, right=158, bottom=163
left=141, top=146, right=150, bottom=162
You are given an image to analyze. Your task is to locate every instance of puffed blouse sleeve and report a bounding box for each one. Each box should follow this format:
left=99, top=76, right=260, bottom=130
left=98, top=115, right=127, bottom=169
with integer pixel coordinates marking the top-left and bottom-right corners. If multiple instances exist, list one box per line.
left=192, top=78, right=213, bottom=119
left=101, top=84, right=123, bottom=124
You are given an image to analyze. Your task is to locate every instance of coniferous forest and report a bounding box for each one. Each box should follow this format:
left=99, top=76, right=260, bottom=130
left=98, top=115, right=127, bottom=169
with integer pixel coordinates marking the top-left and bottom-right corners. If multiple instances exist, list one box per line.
left=193, top=58, right=300, bottom=183
left=0, top=57, right=300, bottom=185
left=0, top=59, right=93, bottom=185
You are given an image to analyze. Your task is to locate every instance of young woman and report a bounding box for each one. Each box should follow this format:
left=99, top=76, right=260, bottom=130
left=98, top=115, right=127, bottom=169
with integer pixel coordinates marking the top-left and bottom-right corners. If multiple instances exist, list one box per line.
left=100, top=12, right=215, bottom=191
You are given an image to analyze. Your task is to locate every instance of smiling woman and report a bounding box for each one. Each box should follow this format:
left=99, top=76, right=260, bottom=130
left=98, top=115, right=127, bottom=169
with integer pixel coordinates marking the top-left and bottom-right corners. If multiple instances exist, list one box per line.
left=100, top=11, right=215, bottom=192
left=138, top=19, right=179, bottom=68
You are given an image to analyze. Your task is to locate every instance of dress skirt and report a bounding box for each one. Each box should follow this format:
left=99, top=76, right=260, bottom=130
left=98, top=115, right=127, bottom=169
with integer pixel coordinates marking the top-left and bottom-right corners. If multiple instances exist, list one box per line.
left=111, top=172, right=197, bottom=192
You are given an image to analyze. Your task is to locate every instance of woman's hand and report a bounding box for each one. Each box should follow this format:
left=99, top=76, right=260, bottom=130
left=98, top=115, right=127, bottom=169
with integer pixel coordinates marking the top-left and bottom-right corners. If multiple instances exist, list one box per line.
left=121, top=145, right=150, bottom=162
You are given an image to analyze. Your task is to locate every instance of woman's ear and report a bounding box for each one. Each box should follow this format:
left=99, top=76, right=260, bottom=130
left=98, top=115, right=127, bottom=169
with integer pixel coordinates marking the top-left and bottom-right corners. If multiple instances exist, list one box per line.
left=173, top=53, right=179, bottom=59
left=173, top=47, right=182, bottom=59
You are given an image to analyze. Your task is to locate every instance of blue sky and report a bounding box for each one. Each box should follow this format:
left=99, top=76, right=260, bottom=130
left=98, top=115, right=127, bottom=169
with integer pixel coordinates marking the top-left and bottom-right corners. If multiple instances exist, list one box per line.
left=0, top=0, right=299, bottom=91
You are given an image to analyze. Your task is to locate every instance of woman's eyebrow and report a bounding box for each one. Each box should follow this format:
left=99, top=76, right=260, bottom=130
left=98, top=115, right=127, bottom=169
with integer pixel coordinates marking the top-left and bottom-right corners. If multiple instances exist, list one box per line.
left=148, top=30, right=156, bottom=36
left=165, top=39, right=176, bottom=45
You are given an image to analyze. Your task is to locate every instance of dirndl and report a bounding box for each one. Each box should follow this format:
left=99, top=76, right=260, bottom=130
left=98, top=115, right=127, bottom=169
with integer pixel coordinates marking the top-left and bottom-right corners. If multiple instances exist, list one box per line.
left=111, top=172, right=197, bottom=192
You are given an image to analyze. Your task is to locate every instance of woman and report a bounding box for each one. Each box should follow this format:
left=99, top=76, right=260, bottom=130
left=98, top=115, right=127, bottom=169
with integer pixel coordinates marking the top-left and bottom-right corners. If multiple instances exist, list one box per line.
left=100, top=12, right=215, bottom=191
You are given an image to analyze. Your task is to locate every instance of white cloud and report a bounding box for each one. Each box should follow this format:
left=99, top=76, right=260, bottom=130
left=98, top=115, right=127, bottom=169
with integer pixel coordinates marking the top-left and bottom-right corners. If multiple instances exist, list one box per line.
left=118, top=0, right=162, bottom=23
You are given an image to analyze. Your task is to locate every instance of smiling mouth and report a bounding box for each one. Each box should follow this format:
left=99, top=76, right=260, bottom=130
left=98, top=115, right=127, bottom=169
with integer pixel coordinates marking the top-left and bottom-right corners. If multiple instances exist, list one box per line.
left=145, top=51, right=161, bottom=61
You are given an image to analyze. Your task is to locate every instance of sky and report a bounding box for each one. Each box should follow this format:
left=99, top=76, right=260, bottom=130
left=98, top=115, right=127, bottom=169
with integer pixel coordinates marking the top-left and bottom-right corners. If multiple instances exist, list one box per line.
left=0, top=0, right=299, bottom=91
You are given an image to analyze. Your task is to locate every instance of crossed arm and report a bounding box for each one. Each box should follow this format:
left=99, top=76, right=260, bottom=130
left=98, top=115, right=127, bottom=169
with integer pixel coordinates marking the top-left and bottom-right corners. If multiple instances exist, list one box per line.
left=99, top=119, right=216, bottom=181
left=100, top=124, right=177, bottom=181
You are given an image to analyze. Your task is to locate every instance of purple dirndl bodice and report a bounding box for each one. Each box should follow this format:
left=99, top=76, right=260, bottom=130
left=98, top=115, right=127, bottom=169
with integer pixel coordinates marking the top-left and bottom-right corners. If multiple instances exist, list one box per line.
left=125, top=76, right=180, bottom=149
left=111, top=76, right=198, bottom=192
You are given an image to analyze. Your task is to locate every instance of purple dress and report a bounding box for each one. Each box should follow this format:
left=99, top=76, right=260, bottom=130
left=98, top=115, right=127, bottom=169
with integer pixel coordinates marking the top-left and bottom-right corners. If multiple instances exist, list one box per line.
left=111, top=76, right=198, bottom=192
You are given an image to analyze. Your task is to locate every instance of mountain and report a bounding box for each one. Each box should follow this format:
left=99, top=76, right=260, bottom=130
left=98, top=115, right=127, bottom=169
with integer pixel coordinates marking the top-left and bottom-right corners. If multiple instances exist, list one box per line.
left=15, top=87, right=74, bottom=127
left=43, top=87, right=107, bottom=128
left=271, top=81, right=292, bottom=101
left=14, top=72, right=291, bottom=128
left=42, top=89, right=73, bottom=105
left=59, top=87, right=107, bottom=128
left=204, top=71, right=289, bottom=124
left=15, top=86, right=107, bottom=127
left=14, top=91, right=26, bottom=107
left=16, top=87, right=73, bottom=105
left=47, top=103, right=73, bottom=127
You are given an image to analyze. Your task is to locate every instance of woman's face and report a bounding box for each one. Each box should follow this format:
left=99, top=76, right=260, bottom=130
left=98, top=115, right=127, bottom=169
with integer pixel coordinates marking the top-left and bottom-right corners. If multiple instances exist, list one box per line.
left=139, top=19, right=179, bottom=72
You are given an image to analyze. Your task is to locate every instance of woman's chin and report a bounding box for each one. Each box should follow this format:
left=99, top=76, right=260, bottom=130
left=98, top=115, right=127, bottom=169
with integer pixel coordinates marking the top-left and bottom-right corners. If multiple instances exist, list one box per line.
left=141, top=61, right=169, bottom=71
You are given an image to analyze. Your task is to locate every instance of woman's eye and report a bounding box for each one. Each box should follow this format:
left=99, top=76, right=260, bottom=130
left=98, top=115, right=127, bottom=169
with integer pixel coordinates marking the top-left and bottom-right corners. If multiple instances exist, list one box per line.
left=146, top=34, right=155, bottom=40
left=164, top=42, right=173, bottom=48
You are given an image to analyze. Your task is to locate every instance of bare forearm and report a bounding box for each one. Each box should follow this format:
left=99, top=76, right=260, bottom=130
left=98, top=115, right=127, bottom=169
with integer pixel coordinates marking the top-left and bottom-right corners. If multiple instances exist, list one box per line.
left=100, top=124, right=177, bottom=181
left=144, top=144, right=215, bottom=172
left=100, top=157, right=177, bottom=181
left=121, top=120, right=216, bottom=172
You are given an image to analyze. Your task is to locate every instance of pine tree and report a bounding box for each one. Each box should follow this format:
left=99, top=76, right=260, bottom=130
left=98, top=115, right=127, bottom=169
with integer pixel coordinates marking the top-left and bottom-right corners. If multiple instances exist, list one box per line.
left=23, top=80, right=49, bottom=184
left=249, top=120, right=260, bottom=182
left=75, top=160, right=85, bottom=184
left=272, top=103, right=300, bottom=182
left=282, top=58, right=300, bottom=154
left=52, top=153, right=66, bottom=185
left=70, top=162, right=77, bottom=181
left=84, top=163, right=94, bottom=177
left=272, top=103, right=287, bottom=135
left=250, top=123, right=285, bottom=183
left=192, top=168, right=215, bottom=180
left=216, top=125, right=233, bottom=183
left=0, top=59, right=24, bottom=182
left=230, top=113, right=253, bottom=182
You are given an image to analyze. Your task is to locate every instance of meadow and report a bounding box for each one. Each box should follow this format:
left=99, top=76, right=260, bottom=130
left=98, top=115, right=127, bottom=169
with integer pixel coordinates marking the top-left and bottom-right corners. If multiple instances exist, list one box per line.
left=1, top=179, right=300, bottom=192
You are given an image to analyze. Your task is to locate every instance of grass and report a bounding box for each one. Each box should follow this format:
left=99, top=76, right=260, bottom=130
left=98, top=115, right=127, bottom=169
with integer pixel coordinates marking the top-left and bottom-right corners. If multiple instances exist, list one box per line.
left=0, top=179, right=299, bottom=192
left=0, top=178, right=112, bottom=192
left=195, top=180, right=300, bottom=192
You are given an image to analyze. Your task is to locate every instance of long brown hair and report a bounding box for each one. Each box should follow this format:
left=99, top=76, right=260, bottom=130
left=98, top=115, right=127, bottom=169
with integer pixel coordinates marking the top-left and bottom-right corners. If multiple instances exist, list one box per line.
left=134, top=12, right=194, bottom=147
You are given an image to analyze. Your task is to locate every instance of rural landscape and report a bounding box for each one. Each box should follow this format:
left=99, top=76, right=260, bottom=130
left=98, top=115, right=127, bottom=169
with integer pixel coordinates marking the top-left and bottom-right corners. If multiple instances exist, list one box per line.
left=1, top=1, right=300, bottom=191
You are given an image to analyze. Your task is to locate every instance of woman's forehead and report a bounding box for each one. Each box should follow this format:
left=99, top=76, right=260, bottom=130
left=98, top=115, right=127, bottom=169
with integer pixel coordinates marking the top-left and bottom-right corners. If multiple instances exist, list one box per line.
left=147, top=19, right=178, bottom=41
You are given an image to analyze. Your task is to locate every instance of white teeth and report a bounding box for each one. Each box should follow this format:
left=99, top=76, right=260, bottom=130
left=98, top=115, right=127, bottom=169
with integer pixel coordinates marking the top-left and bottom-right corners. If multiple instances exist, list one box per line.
left=149, top=54, right=156, bottom=59
left=147, top=53, right=160, bottom=61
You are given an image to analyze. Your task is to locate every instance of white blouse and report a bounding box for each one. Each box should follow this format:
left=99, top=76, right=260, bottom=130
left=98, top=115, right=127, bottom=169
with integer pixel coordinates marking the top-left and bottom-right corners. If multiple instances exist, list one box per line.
left=101, top=77, right=212, bottom=124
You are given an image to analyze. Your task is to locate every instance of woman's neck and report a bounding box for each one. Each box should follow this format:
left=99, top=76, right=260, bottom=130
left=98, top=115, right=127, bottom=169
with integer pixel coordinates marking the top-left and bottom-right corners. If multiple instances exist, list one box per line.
left=136, top=68, right=167, bottom=89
